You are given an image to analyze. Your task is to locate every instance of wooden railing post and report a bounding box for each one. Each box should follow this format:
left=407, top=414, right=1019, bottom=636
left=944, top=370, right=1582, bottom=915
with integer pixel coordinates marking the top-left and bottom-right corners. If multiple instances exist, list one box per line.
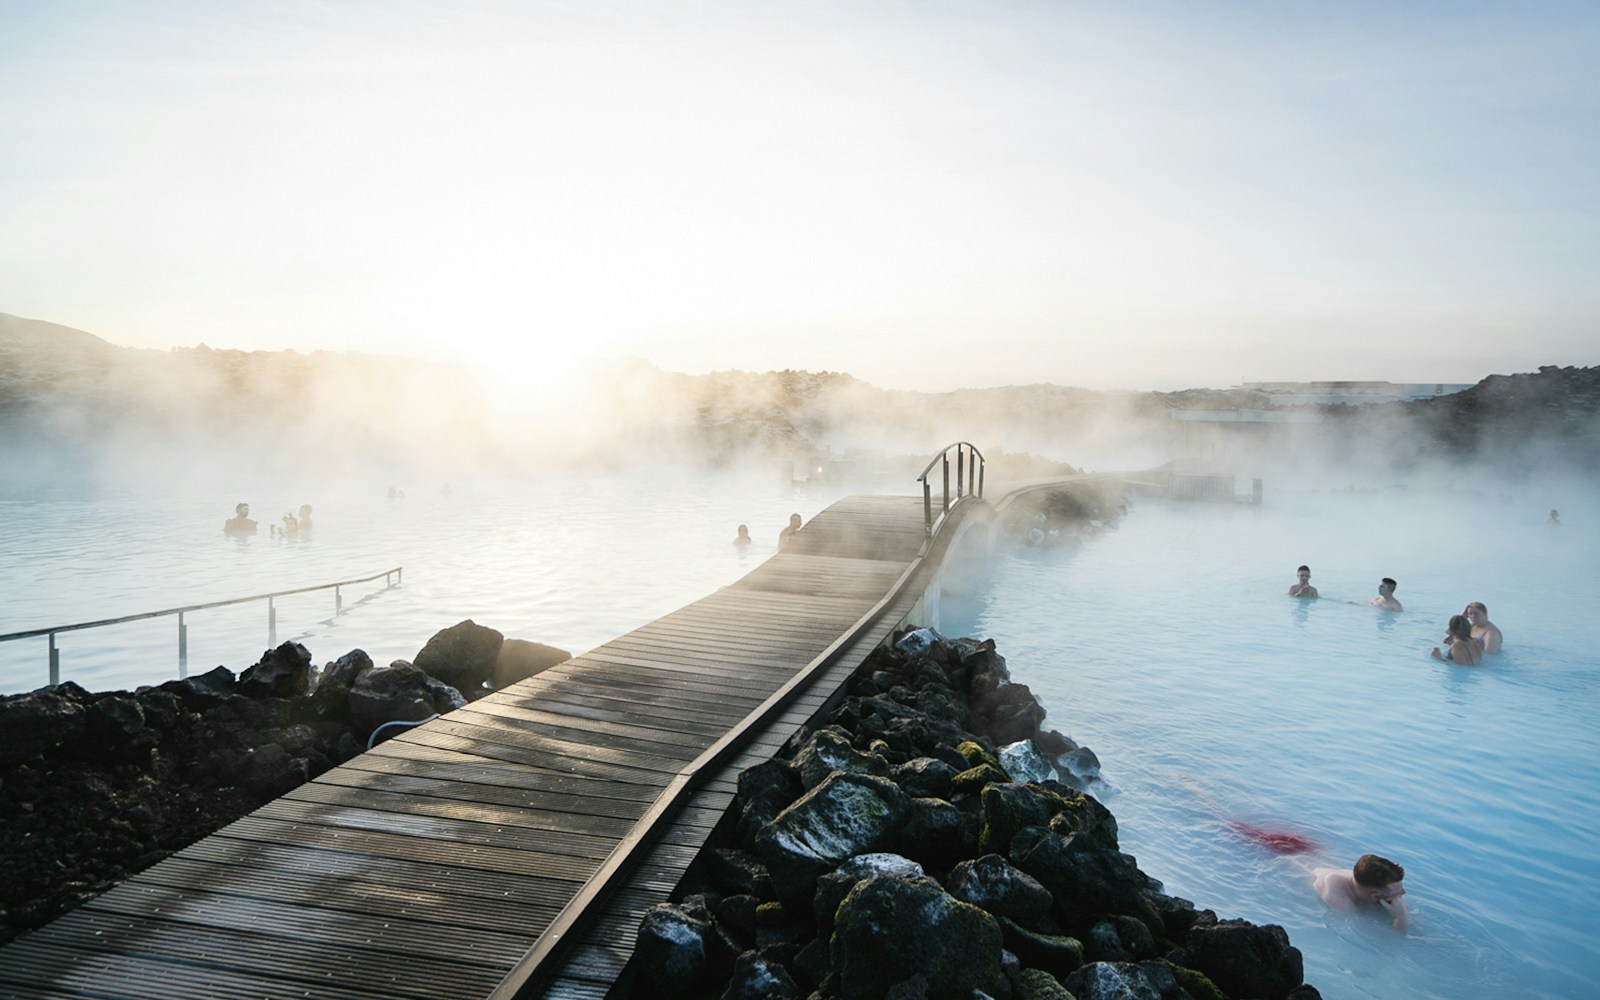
left=916, top=442, right=986, bottom=540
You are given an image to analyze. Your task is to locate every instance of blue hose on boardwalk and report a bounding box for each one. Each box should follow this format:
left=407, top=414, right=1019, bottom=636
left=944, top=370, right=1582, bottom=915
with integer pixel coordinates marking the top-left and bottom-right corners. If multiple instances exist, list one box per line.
left=366, top=714, right=440, bottom=750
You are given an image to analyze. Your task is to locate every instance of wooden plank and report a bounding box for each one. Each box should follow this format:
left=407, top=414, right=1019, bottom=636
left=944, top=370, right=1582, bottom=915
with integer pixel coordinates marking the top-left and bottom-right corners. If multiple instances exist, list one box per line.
left=341, top=752, right=665, bottom=803
left=208, top=816, right=603, bottom=881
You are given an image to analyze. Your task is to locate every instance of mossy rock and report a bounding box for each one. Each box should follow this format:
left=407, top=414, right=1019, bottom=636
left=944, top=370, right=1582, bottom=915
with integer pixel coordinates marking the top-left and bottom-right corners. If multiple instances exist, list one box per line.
left=956, top=740, right=1001, bottom=770
left=1166, top=961, right=1229, bottom=1000
left=999, top=917, right=1083, bottom=979
left=952, top=762, right=1011, bottom=796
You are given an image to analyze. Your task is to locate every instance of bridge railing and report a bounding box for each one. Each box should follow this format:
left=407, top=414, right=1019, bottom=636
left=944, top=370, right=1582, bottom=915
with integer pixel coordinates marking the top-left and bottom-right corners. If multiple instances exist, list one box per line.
left=917, top=441, right=985, bottom=537
left=0, top=567, right=403, bottom=688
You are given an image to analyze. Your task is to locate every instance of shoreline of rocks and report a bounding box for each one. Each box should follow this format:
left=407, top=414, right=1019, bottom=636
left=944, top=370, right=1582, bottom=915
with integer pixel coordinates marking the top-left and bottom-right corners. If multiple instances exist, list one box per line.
left=0, top=620, right=568, bottom=948
left=629, top=630, right=1320, bottom=1000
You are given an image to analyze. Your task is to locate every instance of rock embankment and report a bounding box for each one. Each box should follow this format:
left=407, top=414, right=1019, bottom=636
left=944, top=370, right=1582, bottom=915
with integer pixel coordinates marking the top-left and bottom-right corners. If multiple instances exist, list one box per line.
left=0, top=620, right=568, bottom=947
left=630, top=631, right=1320, bottom=1000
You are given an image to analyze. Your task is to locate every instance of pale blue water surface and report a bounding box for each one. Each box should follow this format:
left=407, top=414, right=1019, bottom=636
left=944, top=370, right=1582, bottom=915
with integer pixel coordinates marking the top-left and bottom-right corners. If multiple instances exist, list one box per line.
left=947, top=490, right=1599, bottom=1000
left=0, top=469, right=858, bottom=694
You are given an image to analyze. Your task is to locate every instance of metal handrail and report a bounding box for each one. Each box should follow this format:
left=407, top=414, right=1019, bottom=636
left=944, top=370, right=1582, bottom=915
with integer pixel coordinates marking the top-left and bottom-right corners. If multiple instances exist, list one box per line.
left=916, top=441, right=985, bottom=537
left=0, top=566, right=403, bottom=687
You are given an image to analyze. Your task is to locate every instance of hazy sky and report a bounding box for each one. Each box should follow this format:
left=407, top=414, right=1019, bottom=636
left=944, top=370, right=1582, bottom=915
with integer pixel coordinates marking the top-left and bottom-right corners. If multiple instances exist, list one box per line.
left=3, top=1, right=1597, bottom=391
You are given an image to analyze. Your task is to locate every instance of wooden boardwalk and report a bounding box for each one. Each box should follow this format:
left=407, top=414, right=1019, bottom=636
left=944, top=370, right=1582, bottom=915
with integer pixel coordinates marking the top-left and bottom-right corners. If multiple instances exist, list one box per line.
left=0, top=493, right=950, bottom=1000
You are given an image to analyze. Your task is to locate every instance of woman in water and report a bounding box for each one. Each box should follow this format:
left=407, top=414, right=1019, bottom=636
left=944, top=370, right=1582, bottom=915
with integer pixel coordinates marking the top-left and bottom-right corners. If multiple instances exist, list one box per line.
left=1431, top=614, right=1483, bottom=665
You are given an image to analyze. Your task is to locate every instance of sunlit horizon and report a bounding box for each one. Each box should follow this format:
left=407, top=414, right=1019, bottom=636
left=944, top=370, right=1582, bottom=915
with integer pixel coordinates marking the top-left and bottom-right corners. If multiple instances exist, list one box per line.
left=4, top=2, right=1598, bottom=393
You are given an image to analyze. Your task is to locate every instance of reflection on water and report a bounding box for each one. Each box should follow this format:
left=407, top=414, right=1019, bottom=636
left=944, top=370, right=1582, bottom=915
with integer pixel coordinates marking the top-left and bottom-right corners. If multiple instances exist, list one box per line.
left=0, top=471, right=859, bottom=694
left=949, top=492, right=1600, bottom=1000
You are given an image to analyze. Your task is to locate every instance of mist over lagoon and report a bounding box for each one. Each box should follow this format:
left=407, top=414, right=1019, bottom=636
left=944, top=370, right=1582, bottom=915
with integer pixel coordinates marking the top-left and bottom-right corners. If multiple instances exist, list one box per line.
left=5, top=312, right=1600, bottom=999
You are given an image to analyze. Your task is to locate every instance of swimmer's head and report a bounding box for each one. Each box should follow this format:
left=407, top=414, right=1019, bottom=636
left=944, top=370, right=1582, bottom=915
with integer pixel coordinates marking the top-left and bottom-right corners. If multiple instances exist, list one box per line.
left=1353, top=854, right=1405, bottom=891
left=236, top=503, right=249, bottom=516
left=1297, top=565, right=1311, bottom=581
left=1379, top=577, right=1397, bottom=594
left=1464, top=602, right=1488, bottom=622
left=1446, top=614, right=1472, bottom=641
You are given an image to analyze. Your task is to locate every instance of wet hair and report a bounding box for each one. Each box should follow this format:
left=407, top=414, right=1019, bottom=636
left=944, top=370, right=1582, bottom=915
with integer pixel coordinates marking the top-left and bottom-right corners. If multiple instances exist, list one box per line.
left=1381, top=577, right=1397, bottom=590
left=1297, top=565, right=1310, bottom=574
left=1446, top=615, right=1472, bottom=641
left=1465, top=601, right=1487, bottom=616
left=1353, top=854, right=1405, bottom=887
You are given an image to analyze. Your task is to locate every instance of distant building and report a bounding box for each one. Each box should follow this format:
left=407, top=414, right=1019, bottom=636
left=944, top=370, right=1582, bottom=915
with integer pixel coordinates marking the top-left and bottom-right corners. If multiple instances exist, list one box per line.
left=1239, top=380, right=1474, bottom=406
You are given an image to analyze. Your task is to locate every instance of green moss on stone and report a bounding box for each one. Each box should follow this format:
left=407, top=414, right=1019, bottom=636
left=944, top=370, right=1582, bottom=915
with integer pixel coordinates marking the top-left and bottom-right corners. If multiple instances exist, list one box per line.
left=1165, top=961, right=1229, bottom=1000
left=953, top=762, right=1010, bottom=797
left=956, top=740, right=1000, bottom=770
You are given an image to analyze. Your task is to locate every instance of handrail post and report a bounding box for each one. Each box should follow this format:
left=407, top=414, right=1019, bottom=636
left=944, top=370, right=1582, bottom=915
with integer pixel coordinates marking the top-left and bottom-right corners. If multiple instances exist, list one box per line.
left=923, top=481, right=933, bottom=537
left=957, top=446, right=966, bottom=499
left=335, top=585, right=343, bottom=616
left=178, top=612, right=188, bottom=679
left=49, top=633, right=59, bottom=687
left=268, top=597, right=277, bottom=647
left=942, top=455, right=951, bottom=513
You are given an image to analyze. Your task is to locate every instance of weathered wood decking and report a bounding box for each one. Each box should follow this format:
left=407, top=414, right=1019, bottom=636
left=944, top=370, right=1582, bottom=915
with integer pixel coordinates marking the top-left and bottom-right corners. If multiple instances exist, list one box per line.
left=0, top=494, right=947, bottom=1000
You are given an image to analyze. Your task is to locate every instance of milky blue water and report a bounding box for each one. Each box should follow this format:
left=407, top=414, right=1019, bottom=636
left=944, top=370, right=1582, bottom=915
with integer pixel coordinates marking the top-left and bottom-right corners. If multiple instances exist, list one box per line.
left=0, top=469, right=859, bottom=695
left=946, top=490, right=1599, bottom=1000
left=7, top=473, right=1596, bottom=998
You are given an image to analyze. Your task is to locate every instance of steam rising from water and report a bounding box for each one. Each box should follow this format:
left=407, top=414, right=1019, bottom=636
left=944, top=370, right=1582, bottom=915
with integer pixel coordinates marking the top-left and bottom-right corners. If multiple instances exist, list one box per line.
left=3, top=315, right=1596, bottom=506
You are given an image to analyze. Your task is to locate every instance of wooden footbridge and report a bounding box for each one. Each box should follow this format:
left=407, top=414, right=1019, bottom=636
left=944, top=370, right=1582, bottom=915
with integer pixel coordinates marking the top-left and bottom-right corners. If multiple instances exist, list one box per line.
left=0, top=448, right=1098, bottom=999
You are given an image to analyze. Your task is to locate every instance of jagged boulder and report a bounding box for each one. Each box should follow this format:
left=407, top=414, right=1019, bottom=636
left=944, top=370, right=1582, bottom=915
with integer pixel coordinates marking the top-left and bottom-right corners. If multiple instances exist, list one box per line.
left=947, top=852, right=1054, bottom=926
left=722, top=949, right=801, bottom=999
left=1173, top=916, right=1306, bottom=1000
left=347, top=659, right=463, bottom=741
left=1064, top=961, right=1170, bottom=1000
left=633, top=901, right=714, bottom=999
left=491, top=638, right=570, bottom=689
left=999, top=739, right=1058, bottom=783
left=830, top=874, right=1003, bottom=1000
left=85, top=694, right=154, bottom=761
left=1009, top=826, right=1153, bottom=936
left=412, top=619, right=504, bottom=694
left=736, top=759, right=803, bottom=842
left=0, top=683, right=90, bottom=765
left=974, top=681, right=1048, bottom=744
left=889, top=756, right=959, bottom=799
left=898, top=795, right=975, bottom=871
left=307, top=649, right=374, bottom=722
left=792, top=727, right=889, bottom=789
left=238, top=642, right=313, bottom=699
left=754, top=771, right=909, bottom=900
left=1015, top=966, right=1077, bottom=1000
left=158, top=665, right=235, bottom=710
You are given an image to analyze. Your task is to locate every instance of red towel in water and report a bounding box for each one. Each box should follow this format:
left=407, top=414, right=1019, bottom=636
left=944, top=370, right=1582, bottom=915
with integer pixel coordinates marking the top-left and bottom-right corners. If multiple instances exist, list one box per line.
left=1227, top=820, right=1317, bottom=854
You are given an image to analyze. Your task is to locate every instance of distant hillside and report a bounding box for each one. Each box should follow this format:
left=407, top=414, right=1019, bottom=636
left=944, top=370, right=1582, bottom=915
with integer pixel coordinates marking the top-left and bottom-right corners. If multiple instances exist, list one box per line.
left=0, top=312, right=115, bottom=355
left=2, top=309, right=1596, bottom=489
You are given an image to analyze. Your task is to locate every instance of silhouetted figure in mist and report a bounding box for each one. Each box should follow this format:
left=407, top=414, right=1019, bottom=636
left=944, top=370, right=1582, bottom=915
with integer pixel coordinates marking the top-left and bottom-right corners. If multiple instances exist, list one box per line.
left=387, top=486, right=405, bottom=500
left=734, top=524, right=751, bottom=547
left=778, top=513, right=803, bottom=550
left=1549, top=509, right=1560, bottom=525
left=296, top=504, right=313, bottom=535
left=1288, top=565, right=1318, bottom=598
left=1371, top=577, right=1402, bottom=612
left=223, top=502, right=257, bottom=535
